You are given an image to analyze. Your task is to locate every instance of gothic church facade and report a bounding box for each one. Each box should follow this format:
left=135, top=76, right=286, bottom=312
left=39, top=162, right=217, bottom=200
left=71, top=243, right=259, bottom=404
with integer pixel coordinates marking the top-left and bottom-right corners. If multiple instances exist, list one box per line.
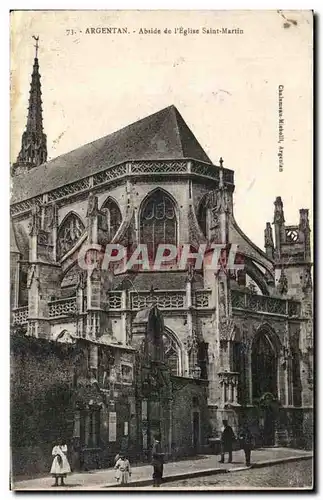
left=10, top=46, right=313, bottom=474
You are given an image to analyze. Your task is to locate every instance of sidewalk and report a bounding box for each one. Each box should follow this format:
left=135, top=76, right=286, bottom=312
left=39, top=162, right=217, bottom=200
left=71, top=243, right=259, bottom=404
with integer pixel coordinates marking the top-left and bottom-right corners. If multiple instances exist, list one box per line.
left=13, top=447, right=313, bottom=490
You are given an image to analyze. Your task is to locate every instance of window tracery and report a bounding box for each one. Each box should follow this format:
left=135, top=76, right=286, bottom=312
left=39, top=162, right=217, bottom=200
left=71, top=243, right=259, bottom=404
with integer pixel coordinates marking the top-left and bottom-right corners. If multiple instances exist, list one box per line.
left=57, top=213, right=85, bottom=259
left=140, top=190, right=177, bottom=259
left=163, top=332, right=180, bottom=376
left=101, top=198, right=122, bottom=240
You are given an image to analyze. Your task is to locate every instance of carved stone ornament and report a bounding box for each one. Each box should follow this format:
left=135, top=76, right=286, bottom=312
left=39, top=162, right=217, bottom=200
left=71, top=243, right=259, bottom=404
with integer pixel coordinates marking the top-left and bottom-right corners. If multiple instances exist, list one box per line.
left=264, top=222, right=274, bottom=247
left=247, top=281, right=257, bottom=294
left=37, top=229, right=49, bottom=245
left=27, top=264, right=36, bottom=289
left=210, top=207, right=220, bottom=228
left=281, top=346, right=291, bottom=369
left=218, top=371, right=239, bottom=386
left=219, top=316, right=235, bottom=341
left=86, top=192, right=99, bottom=217
left=277, top=268, right=288, bottom=295
left=184, top=329, right=199, bottom=352
left=78, top=270, right=87, bottom=290
left=302, top=267, right=312, bottom=292
left=273, top=197, right=285, bottom=225
left=47, top=203, right=58, bottom=229
left=29, top=205, right=41, bottom=236
left=186, top=263, right=195, bottom=283
left=141, top=365, right=168, bottom=398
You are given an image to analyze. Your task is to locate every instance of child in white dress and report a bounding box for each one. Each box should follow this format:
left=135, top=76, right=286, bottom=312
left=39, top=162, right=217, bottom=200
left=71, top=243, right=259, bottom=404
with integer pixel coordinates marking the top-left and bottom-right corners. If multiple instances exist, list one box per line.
left=50, top=438, right=71, bottom=487
left=114, top=454, right=131, bottom=485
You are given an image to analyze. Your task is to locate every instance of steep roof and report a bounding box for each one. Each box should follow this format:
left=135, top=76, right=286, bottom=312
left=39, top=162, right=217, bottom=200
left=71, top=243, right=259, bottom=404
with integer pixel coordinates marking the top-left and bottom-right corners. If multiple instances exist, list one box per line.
left=11, top=105, right=212, bottom=204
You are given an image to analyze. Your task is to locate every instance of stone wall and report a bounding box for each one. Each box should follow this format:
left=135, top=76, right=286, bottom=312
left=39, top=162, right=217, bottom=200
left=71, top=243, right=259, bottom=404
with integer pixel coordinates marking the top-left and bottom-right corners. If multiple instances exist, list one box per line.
left=11, top=334, right=76, bottom=477
left=171, top=378, right=209, bottom=457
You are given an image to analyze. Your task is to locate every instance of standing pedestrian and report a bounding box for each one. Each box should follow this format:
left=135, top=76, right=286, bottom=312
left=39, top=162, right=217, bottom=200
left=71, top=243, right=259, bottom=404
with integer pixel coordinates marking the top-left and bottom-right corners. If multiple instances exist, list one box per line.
left=114, top=453, right=131, bottom=485
left=239, top=424, right=253, bottom=467
left=50, top=438, right=71, bottom=487
left=219, top=420, right=235, bottom=463
left=151, top=434, right=164, bottom=487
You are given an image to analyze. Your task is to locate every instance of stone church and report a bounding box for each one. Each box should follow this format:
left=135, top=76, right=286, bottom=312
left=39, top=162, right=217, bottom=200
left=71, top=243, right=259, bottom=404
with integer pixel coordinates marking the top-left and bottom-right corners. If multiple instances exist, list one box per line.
left=10, top=45, right=313, bottom=474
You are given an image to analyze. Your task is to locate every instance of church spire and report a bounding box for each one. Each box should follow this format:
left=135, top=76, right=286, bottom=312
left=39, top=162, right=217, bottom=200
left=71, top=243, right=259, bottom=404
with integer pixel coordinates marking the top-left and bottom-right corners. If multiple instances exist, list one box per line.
left=12, top=36, right=47, bottom=175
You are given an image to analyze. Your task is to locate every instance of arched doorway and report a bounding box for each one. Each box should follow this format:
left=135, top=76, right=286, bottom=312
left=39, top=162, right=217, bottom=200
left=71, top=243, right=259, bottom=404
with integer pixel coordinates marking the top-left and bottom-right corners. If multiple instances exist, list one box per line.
left=251, top=329, right=278, bottom=446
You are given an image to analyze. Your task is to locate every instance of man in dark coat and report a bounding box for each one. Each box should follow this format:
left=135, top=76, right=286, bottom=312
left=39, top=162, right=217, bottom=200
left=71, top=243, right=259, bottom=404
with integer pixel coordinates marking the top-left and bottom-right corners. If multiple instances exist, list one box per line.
left=239, top=424, right=253, bottom=467
left=151, top=435, right=164, bottom=487
left=219, top=420, right=235, bottom=463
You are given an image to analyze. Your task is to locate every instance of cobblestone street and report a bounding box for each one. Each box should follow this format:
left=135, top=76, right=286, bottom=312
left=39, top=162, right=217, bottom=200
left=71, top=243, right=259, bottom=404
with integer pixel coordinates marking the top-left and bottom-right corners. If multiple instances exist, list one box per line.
left=156, top=460, right=313, bottom=490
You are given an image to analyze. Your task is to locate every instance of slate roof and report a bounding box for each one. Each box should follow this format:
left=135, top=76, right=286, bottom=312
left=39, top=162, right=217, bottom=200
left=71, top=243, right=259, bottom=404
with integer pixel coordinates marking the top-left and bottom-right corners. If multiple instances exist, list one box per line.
left=11, top=105, right=212, bottom=204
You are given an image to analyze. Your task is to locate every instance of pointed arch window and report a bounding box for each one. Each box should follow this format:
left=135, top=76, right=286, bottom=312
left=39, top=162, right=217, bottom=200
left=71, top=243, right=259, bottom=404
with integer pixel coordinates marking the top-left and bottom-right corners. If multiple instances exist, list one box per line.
left=163, top=332, right=180, bottom=376
left=101, top=198, right=122, bottom=241
left=232, top=329, right=249, bottom=405
left=186, top=334, right=208, bottom=380
left=189, top=345, right=199, bottom=375
left=197, top=200, right=207, bottom=237
left=251, top=331, right=278, bottom=400
left=140, top=190, right=177, bottom=260
left=188, top=339, right=201, bottom=379
left=57, top=213, right=85, bottom=259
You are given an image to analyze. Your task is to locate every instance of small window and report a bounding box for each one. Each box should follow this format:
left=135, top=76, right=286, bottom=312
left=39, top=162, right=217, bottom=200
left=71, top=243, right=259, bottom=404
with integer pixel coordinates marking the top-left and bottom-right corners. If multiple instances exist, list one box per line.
left=192, top=396, right=199, bottom=407
left=121, top=364, right=133, bottom=385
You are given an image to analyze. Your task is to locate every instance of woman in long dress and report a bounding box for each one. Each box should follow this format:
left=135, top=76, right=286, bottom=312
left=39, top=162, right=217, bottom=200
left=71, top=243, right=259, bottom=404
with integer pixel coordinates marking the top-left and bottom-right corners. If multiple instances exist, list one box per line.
left=114, top=454, right=131, bottom=485
left=50, top=438, right=71, bottom=487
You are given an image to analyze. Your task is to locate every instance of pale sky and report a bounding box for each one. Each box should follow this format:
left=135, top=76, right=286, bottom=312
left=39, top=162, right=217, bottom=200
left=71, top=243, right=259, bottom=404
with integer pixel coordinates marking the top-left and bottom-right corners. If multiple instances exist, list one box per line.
left=10, top=10, right=313, bottom=250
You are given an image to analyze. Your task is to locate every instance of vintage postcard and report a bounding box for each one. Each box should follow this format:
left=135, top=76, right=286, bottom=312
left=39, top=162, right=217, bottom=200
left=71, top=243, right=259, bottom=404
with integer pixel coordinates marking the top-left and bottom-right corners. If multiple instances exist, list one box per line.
left=10, top=10, right=313, bottom=491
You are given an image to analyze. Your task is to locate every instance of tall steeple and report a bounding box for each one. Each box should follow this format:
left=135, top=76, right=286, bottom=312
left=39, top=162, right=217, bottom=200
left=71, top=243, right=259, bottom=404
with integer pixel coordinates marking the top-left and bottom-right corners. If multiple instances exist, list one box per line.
left=12, top=36, right=47, bottom=175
